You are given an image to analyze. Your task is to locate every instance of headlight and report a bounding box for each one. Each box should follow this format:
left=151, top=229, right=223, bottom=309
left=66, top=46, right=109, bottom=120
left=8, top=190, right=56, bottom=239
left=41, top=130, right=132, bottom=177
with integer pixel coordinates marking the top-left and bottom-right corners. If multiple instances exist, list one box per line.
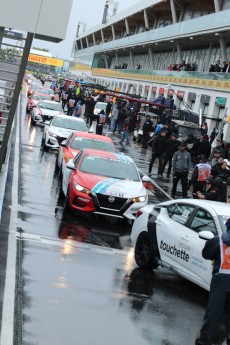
left=48, top=130, right=57, bottom=138
left=132, top=196, right=146, bottom=203
left=73, top=181, right=91, bottom=195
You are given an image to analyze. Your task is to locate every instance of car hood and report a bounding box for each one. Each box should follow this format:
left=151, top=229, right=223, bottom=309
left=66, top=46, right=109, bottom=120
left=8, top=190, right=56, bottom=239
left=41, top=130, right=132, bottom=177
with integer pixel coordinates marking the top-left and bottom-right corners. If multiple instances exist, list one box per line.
left=49, top=125, right=74, bottom=138
left=76, top=173, right=146, bottom=198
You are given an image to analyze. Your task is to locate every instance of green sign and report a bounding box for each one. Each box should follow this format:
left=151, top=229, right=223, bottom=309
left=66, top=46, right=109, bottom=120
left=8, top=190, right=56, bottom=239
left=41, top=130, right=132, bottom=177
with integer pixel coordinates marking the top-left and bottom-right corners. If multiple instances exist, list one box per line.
left=216, top=97, right=227, bottom=106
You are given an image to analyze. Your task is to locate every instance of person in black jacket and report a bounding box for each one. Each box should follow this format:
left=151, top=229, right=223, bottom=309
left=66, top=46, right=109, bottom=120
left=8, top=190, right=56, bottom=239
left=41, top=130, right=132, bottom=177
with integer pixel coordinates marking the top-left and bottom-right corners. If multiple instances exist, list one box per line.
left=211, top=160, right=230, bottom=202
left=195, top=179, right=218, bottom=201
left=142, top=115, right=154, bottom=149
left=161, top=133, right=180, bottom=178
left=195, top=218, right=230, bottom=345
left=195, top=134, right=211, bottom=161
left=148, top=129, right=167, bottom=177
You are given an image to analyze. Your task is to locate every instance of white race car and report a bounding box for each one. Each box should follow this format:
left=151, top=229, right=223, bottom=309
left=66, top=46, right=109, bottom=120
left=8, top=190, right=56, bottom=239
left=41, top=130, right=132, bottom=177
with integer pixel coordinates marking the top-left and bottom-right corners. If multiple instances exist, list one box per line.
left=42, top=115, right=88, bottom=149
left=31, top=100, right=64, bottom=124
left=131, top=199, right=230, bottom=291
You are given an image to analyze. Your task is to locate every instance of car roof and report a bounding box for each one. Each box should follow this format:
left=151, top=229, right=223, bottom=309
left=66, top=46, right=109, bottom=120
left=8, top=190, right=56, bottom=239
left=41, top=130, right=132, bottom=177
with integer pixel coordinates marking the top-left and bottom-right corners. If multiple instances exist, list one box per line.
left=71, top=132, right=114, bottom=142
left=158, top=198, right=230, bottom=215
left=82, top=149, right=133, bottom=162
left=52, top=114, right=85, bottom=122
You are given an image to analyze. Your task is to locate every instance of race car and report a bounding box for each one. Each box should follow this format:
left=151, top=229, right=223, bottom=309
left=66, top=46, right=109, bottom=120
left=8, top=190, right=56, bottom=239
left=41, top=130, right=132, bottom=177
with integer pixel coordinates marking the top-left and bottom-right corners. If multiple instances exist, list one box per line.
left=62, top=149, right=148, bottom=220
left=57, top=131, right=117, bottom=171
left=31, top=100, right=64, bottom=124
left=27, top=93, right=51, bottom=112
left=131, top=198, right=230, bottom=291
left=42, top=115, right=88, bottom=149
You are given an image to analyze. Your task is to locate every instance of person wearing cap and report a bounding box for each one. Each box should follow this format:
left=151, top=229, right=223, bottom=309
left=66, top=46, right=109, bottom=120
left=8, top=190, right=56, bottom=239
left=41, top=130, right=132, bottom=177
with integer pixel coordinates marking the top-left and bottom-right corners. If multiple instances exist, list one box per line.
left=195, top=218, right=230, bottom=345
left=171, top=141, right=191, bottom=198
left=211, top=150, right=223, bottom=167
left=195, top=179, right=218, bottom=201
left=161, top=133, right=180, bottom=178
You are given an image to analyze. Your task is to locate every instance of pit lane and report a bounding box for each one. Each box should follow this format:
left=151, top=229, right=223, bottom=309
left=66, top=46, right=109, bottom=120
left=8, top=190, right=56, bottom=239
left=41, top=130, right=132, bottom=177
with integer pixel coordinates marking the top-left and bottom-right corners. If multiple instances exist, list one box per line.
left=0, top=92, right=226, bottom=345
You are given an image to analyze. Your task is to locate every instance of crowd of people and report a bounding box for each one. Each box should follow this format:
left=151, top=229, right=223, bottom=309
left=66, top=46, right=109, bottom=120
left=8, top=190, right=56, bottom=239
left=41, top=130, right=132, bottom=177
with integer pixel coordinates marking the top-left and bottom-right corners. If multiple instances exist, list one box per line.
left=166, top=61, right=197, bottom=71
left=145, top=118, right=230, bottom=202
left=209, top=60, right=230, bottom=73
left=36, top=75, right=230, bottom=204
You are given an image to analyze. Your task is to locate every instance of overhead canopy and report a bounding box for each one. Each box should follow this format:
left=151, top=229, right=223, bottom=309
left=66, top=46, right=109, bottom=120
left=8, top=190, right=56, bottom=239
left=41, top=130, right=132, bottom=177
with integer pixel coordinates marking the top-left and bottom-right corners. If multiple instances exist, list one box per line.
left=0, top=0, right=73, bottom=43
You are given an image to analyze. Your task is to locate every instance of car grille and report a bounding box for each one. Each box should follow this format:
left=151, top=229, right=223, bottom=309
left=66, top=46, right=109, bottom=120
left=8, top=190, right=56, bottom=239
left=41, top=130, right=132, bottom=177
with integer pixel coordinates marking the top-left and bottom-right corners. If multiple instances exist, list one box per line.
left=43, top=114, right=53, bottom=121
left=96, top=194, right=128, bottom=211
left=56, top=136, right=67, bottom=144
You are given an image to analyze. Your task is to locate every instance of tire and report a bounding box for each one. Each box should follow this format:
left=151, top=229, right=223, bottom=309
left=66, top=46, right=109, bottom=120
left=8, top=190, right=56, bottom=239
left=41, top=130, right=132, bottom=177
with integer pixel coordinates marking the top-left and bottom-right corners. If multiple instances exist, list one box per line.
left=135, top=232, right=159, bottom=270
left=63, top=187, right=70, bottom=211
left=41, top=137, right=48, bottom=151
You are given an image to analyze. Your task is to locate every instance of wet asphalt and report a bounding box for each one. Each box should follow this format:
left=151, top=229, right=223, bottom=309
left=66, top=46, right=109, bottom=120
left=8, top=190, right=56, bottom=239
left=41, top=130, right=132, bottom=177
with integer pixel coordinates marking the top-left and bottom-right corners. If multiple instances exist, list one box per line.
left=0, top=92, right=227, bottom=345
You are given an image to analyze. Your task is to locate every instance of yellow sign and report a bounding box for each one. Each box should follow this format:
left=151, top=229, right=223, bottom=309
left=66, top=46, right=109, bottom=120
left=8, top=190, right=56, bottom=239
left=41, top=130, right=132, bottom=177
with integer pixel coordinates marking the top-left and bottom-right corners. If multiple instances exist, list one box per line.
left=228, top=115, right=230, bottom=124
left=27, top=54, right=64, bottom=67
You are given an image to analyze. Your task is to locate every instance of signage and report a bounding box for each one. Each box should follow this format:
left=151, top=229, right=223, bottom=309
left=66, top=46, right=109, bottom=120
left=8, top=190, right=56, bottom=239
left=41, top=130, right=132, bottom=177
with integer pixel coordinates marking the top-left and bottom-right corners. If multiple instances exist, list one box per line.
left=145, top=86, right=150, bottom=91
left=228, top=115, right=230, bottom=124
left=151, top=86, right=157, bottom=92
left=4, top=29, right=23, bottom=40
left=177, top=91, right=184, bottom=98
left=167, top=89, right=174, bottom=96
left=159, top=87, right=164, bottom=95
left=200, top=95, right=210, bottom=103
left=188, top=92, right=196, bottom=101
left=27, top=54, right=64, bottom=67
left=215, top=97, right=227, bottom=107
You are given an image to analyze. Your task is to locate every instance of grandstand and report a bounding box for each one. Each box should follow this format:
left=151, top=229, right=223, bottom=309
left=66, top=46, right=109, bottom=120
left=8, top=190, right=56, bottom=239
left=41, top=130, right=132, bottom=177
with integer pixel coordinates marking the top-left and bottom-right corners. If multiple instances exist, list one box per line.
left=70, top=0, right=230, bottom=140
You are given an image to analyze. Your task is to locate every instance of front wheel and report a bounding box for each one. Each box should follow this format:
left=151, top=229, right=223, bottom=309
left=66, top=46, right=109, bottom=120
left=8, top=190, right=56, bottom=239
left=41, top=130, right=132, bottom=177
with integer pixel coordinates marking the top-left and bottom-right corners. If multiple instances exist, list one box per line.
left=135, top=232, right=159, bottom=270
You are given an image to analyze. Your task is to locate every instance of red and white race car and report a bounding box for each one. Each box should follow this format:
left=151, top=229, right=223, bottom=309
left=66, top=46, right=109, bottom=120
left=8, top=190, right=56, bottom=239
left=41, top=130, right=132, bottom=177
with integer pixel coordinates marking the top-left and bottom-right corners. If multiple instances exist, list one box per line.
left=57, top=131, right=117, bottom=173
left=61, top=148, right=148, bottom=220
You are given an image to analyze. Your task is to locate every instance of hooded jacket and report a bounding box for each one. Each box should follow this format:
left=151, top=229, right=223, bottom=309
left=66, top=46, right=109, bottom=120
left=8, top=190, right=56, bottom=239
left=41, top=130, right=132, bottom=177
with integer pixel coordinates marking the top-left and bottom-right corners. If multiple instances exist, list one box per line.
left=202, top=229, right=230, bottom=291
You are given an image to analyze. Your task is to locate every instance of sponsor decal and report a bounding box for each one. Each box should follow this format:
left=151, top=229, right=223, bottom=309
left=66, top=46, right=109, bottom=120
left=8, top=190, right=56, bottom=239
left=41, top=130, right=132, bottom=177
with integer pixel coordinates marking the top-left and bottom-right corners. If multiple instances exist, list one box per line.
left=160, top=240, right=189, bottom=262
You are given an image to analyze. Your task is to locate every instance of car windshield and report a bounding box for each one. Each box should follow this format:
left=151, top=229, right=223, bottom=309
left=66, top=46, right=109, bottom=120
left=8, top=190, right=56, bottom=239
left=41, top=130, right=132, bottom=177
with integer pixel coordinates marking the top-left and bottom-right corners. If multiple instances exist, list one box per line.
left=218, top=215, right=230, bottom=233
left=52, top=118, right=87, bottom=131
left=96, top=103, right=107, bottom=110
left=70, top=137, right=116, bottom=152
left=79, top=155, right=140, bottom=181
left=39, top=102, right=62, bottom=111
left=174, top=126, right=201, bottom=139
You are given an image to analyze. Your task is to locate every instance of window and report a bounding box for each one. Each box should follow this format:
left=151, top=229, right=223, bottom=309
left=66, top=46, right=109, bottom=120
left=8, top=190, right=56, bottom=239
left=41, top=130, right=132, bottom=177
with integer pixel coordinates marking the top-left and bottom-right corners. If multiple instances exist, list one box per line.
left=190, top=208, right=217, bottom=234
left=168, top=204, right=196, bottom=225
left=73, top=151, right=83, bottom=167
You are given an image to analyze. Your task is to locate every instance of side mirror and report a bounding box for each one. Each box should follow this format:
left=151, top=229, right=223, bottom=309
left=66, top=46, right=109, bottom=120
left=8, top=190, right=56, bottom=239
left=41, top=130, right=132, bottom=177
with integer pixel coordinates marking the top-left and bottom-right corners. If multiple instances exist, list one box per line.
left=60, top=140, right=67, bottom=147
left=142, top=175, right=151, bottom=182
left=198, top=231, right=214, bottom=240
left=66, top=159, right=75, bottom=170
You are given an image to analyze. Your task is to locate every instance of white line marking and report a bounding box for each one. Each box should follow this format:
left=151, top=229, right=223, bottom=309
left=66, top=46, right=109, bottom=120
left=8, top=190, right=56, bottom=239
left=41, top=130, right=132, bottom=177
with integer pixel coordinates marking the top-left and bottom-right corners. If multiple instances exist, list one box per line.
left=0, top=102, right=20, bottom=344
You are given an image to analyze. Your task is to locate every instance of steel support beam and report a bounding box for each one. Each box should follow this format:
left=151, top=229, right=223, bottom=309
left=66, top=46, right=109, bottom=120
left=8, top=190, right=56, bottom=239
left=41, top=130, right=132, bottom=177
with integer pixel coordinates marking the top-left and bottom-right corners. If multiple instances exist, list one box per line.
left=144, top=9, right=149, bottom=30
left=170, top=0, right=177, bottom=24
left=0, top=32, right=34, bottom=171
left=125, top=18, right=130, bottom=36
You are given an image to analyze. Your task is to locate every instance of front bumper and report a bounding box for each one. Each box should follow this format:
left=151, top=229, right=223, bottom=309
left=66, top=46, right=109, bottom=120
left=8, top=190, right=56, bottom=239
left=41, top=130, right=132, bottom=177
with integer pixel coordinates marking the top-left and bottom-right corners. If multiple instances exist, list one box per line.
left=68, top=190, right=148, bottom=219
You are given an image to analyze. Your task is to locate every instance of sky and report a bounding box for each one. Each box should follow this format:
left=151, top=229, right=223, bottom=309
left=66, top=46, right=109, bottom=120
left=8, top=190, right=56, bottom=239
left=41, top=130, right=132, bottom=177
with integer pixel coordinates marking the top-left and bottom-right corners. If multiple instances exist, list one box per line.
left=32, top=0, right=140, bottom=60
